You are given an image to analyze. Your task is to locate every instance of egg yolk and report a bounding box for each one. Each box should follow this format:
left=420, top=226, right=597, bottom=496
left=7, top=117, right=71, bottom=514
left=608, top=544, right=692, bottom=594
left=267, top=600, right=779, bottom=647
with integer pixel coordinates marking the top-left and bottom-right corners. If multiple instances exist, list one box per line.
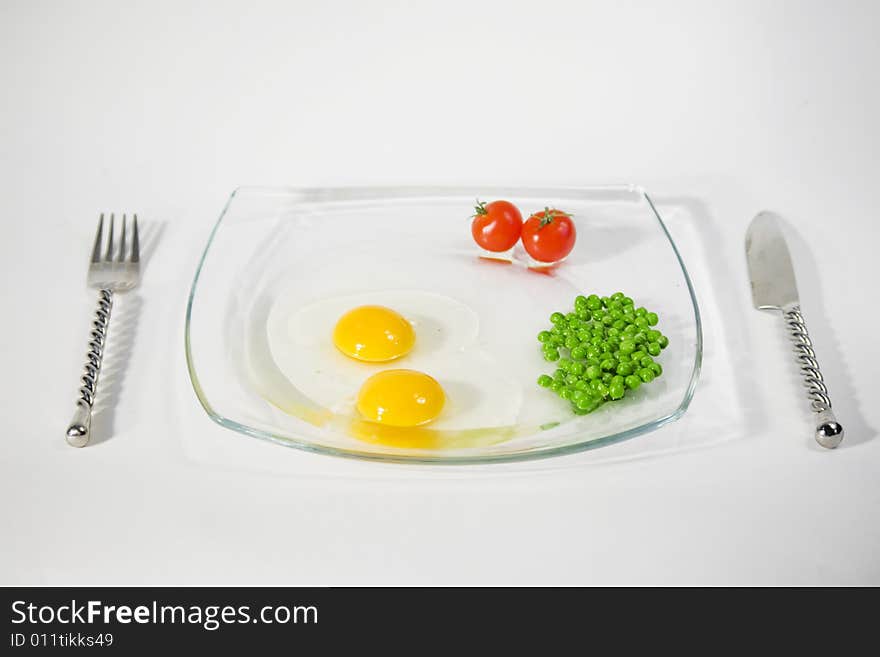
left=356, top=369, right=445, bottom=427
left=332, top=305, right=415, bottom=362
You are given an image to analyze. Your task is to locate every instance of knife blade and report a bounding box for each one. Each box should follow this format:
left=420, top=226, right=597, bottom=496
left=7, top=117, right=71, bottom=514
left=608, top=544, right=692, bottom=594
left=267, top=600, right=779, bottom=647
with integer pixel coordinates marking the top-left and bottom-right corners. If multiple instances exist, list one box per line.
left=745, top=212, right=844, bottom=449
left=745, top=212, right=799, bottom=310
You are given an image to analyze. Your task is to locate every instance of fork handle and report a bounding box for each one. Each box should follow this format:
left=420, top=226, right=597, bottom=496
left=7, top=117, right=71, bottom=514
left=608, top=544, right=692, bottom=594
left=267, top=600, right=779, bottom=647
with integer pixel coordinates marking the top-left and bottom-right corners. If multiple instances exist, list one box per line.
left=66, top=289, right=113, bottom=447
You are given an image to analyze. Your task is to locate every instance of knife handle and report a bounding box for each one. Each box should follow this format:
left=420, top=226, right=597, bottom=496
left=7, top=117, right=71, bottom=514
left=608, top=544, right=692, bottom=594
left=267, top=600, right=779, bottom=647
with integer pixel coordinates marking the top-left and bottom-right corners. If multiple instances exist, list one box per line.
left=784, top=305, right=843, bottom=448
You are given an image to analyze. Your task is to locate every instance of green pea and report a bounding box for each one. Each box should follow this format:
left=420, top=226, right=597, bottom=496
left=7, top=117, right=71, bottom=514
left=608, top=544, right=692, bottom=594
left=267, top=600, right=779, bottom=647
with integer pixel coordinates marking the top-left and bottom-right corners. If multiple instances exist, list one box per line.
left=576, top=396, right=597, bottom=412
left=543, top=348, right=560, bottom=362
left=548, top=292, right=669, bottom=419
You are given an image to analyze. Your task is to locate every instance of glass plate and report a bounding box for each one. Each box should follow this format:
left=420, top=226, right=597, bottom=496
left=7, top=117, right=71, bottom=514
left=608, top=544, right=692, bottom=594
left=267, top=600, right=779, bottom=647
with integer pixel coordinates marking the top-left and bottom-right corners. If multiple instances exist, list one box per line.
left=185, top=186, right=702, bottom=464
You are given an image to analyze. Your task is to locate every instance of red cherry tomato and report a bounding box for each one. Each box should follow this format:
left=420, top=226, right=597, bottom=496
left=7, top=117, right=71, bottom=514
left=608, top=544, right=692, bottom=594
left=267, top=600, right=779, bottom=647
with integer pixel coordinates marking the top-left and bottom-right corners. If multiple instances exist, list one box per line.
left=521, top=208, right=576, bottom=263
left=470, top=199, right=523, bottom=252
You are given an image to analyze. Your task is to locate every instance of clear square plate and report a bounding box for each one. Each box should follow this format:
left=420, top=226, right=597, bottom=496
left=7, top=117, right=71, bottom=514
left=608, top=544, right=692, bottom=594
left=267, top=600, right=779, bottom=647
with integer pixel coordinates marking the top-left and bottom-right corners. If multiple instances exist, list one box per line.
left=185, top=185, right=702, bottom=464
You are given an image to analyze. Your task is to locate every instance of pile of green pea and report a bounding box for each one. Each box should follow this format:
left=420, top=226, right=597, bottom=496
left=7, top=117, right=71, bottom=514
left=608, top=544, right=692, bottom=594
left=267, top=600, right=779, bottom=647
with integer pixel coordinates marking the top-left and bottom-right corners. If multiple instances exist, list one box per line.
left=536, top=292, right=669, bottom=415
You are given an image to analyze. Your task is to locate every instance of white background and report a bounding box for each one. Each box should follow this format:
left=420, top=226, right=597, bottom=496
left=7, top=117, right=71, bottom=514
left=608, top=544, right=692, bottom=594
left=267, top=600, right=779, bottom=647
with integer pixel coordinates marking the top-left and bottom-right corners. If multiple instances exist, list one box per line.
left=1, top=0, right=878, bottom=585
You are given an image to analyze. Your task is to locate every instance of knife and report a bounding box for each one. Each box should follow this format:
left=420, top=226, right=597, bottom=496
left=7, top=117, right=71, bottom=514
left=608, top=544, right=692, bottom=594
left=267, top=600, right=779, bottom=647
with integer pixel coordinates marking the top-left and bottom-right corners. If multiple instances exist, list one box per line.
left=745, top=212, right=843, bottom=449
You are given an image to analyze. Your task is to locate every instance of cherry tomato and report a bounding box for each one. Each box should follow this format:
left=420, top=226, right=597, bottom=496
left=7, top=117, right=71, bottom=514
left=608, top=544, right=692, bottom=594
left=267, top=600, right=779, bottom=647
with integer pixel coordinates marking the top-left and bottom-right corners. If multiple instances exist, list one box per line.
left=521, top=208, right=576, bottom=263
left=470, top=199, right=523, bottom=252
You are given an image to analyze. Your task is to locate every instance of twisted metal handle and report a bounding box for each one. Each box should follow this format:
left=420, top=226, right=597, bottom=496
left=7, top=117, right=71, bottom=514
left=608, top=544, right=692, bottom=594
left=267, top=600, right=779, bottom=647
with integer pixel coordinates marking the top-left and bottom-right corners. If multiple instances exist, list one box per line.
left=784, top=305, right=843, bottom=448
left=66, top=289, right=113, bottom=447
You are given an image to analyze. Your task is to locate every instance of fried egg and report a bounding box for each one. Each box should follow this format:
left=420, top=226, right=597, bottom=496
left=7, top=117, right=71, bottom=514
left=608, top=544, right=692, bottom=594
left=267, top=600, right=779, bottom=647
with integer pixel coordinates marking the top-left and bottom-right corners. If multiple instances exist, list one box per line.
left=265, top=290, right=522, bottom=431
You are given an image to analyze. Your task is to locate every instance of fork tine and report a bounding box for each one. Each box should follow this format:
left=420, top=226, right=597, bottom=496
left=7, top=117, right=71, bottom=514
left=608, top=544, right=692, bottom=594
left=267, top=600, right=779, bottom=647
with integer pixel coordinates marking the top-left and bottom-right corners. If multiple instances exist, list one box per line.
left=105, top=213, right=115, bottom=261
left=118, top=214, right=127, bottom=262
left=90, top=213, right=104, bottom=263
left=131, top=214, right=140, bottom=263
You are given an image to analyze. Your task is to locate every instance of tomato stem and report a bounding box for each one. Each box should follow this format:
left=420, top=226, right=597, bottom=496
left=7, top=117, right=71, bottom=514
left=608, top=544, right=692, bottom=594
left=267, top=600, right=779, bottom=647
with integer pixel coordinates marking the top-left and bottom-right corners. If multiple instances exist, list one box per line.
left=538, top=207, right=572, bottom=228
left=472, top=199, right=488, bottom=218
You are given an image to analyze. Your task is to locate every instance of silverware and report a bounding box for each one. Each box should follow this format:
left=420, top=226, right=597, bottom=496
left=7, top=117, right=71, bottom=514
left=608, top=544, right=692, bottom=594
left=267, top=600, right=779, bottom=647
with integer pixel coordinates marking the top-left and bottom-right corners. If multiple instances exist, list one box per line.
left=745, top=212, right=843, bottom=449
left=66, top=213, right=141, bottom=447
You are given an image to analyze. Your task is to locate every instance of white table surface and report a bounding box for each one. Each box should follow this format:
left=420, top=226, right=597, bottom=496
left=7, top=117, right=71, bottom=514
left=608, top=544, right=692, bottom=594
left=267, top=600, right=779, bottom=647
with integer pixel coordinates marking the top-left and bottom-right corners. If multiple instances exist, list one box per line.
left=2, top=0, right=878, bottom=585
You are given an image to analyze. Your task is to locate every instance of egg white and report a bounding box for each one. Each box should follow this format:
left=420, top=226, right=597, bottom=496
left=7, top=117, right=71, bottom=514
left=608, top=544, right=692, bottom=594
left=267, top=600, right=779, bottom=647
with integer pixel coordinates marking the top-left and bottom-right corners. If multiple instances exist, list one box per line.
left=265, top=290, right=524, bottom=431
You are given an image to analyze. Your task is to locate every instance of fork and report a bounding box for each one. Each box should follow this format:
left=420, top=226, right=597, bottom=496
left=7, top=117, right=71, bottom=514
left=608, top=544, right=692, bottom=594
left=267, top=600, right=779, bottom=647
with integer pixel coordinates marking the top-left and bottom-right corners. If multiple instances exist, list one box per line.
left=66, top=213, right=141, bottom=447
